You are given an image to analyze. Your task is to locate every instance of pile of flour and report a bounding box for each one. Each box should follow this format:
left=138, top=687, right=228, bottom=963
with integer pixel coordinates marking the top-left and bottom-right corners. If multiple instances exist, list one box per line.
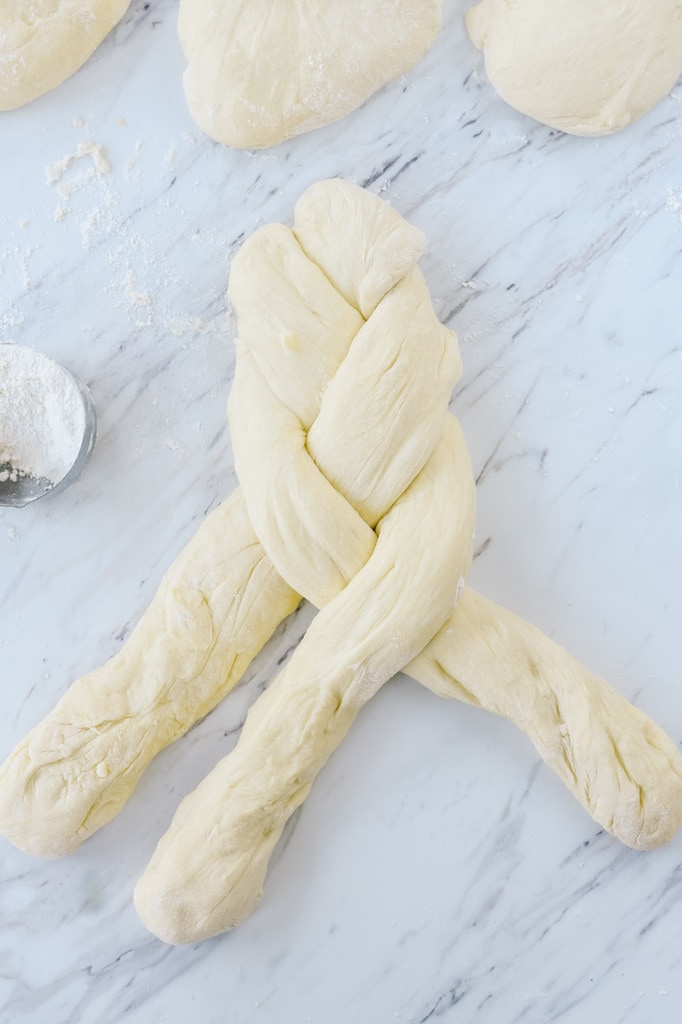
left=0, top=344, right=85, bottom=485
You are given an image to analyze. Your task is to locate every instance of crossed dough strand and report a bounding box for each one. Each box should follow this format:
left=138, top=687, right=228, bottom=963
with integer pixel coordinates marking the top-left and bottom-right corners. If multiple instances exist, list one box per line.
left=136, top=414, right=477, bottom=943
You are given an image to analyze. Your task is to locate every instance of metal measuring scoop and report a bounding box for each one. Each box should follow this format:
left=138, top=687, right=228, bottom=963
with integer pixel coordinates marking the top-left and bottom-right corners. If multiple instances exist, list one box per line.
left=0, top=350, right=97, bottom=509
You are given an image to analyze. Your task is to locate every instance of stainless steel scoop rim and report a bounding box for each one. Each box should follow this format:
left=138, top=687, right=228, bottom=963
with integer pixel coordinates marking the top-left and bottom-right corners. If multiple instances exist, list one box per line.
left=0, top=354, right=97, bottom=509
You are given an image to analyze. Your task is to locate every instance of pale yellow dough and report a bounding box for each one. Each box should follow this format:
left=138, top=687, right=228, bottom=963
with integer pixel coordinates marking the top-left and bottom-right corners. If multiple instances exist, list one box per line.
left=177, top=0, right=442, bottom=148
left=0, top=0, right=131, bottom=111
left=0, top=493, right=299, bottom=857
left=1, top=182, right=681, bottom=947
left=466, top=0, right=682, bottom=136
left=133, top=182, right=682, bottom=943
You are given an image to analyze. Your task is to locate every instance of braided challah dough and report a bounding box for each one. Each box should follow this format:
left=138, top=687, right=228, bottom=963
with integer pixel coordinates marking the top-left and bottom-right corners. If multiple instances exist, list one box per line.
left=178, top=1, right=442, bottom=148
left=0, top=181, right=681, bottom=944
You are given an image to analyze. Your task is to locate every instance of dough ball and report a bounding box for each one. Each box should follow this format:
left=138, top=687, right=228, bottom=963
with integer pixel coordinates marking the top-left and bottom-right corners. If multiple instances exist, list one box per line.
left=466, top=0, right=682, bottom=136
left=0, top=0, right=131, bottom=111
left=178, top=0, right=442, bottom=149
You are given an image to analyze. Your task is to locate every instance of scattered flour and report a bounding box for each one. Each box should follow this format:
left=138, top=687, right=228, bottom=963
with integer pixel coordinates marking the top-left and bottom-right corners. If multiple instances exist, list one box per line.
left=46, top=142, right=110, bottom=187
left=0, top=131, right=227, bottom=482
left=124, top=141, right=144, bottom=179
left=12, top=245, right=32, bottom=291
left=666, top=186, right=682, bottom=221
left=126, top=270, right=151, bottom=307
left=0, top=307, right=24, bottom=333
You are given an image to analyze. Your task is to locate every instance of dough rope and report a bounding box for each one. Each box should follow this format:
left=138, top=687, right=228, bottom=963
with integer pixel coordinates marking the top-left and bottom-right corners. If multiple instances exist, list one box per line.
left=134, top=183, right=480, bottom=942
left=0, top=181, right=680, bottom=943
left=0, top=491, right=299, bottom=857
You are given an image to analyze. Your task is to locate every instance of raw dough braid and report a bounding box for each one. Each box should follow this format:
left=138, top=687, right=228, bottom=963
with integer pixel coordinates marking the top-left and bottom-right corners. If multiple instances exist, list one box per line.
left=1, top=182, right=681, bottom=944
left=134, top=183, right=478, bottom=941
left=133, top=182, right=682, bottom=942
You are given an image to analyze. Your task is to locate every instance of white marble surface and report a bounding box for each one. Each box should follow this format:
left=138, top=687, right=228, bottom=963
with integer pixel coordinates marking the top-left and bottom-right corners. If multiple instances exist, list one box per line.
left=1, top=3, right=682, bottom=1022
